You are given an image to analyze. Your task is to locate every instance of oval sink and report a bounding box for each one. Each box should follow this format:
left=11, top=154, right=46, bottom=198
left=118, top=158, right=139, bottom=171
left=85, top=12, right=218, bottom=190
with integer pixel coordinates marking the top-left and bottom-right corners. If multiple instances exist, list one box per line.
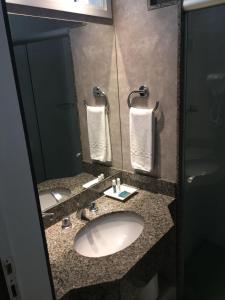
left=74, top=211, right=144, bottom=258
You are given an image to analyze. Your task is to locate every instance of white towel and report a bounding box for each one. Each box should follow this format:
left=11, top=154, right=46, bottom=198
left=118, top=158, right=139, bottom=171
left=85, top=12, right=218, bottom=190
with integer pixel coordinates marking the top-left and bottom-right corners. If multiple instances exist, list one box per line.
left=87, top=106, right=111, bottom=162
left=130, top=107, right=154, bottom=172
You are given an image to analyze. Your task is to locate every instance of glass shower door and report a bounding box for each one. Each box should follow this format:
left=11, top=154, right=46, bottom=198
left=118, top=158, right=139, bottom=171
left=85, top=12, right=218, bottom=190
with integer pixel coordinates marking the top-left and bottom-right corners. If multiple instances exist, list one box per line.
left=183, top=5, right=225, bottom=300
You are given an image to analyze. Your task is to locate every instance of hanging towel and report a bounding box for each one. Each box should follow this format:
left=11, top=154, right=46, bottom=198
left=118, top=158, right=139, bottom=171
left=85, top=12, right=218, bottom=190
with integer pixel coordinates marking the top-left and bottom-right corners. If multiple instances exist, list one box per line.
left=130, top=107, right=154, bottom=172
left=87, top=105, right=111, bottom=162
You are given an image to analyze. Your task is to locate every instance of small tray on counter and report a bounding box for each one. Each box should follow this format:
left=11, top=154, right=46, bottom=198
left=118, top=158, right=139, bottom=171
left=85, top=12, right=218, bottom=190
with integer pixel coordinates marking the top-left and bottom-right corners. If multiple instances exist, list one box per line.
left=103, top=184, right=138, bottom=201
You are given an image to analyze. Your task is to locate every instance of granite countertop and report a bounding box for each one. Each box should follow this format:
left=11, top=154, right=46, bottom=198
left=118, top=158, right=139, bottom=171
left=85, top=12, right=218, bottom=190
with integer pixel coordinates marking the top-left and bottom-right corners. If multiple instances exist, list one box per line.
left=38, top=172, right=95, bottom=198
left=45, top=189, right=174, bottom=299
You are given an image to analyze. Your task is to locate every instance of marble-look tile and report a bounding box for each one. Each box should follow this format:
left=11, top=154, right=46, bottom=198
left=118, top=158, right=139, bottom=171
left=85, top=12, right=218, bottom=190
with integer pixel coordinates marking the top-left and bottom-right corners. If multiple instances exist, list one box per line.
left=113, top=0, right=178, bottom=182
left=70, top=23, right=122, bottom=170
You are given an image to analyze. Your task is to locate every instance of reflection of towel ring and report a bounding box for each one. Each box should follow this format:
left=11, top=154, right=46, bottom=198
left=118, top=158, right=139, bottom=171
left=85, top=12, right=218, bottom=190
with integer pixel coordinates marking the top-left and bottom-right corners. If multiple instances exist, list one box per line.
left=83, top=86, right=109, bottom=113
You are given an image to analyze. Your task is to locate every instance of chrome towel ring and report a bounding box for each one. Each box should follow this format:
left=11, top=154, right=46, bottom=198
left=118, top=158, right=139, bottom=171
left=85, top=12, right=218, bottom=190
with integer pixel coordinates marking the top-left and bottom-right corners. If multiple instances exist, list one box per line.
left=127, top=85, right=149, bottom=108
left=127, top=85, right=159, bottom=112
left=83, top=86, right=109, bottom=113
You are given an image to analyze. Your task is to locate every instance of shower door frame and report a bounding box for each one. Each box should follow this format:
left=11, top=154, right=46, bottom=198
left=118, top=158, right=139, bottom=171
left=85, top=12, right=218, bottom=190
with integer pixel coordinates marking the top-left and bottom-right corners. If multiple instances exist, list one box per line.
left=0, top=1, right=55, bottom=299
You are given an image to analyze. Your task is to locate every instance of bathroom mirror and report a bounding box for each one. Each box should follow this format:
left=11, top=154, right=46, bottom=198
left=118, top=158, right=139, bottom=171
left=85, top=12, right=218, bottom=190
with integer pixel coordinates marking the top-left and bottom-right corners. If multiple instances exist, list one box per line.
left=6, top=0, right=112, bottom=19
left=7, top=13, right=122, bottom=212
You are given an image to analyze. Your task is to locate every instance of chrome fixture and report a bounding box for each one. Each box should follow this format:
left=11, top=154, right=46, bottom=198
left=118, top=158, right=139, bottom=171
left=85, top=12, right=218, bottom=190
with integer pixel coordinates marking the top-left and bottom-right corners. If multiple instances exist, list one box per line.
left=187, top=176, right=195, bottom=183
left=76, top=205, right=89, bottom=221
left=62, top=216, right=72, bottom=230
left=89, top=201, right=98, bottom=212
left=76, top=201, right=98, bottom=221
left=83, top=86, right=109, bottom=113
left=75, top=152, right=82, bottom=158
left=93, top=86, right=105, bottom=97
left=127, top=85, right=159, bottom=112
left=127, top=85, right=149, bottom=108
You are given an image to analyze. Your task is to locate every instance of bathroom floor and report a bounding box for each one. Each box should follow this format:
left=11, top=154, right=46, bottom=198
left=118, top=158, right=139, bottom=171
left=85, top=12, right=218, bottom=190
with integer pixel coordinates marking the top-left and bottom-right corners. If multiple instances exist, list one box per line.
left=184, top=241, right=225, bottom=300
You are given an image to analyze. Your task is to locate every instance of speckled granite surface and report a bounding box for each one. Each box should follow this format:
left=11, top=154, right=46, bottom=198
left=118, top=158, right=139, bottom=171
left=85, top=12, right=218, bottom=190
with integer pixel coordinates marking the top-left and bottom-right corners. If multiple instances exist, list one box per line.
left=121, top=171, right=176, bottom=197
left=38, top=173, right=96, bottom=198
left=45, top=190, right=175, bottom=299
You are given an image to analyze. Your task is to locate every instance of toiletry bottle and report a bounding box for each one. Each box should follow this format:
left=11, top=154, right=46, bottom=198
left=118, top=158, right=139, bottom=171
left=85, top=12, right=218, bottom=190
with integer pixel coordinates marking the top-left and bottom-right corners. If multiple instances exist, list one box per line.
left=112, top=179, right=117, bottom=193
left=116, top=178, right=121, bottom=192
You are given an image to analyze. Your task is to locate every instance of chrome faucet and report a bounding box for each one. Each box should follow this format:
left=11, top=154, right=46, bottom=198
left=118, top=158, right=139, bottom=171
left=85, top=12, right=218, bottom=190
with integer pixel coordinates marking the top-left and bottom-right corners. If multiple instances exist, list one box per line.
left=62, top=216, right=72, bottom=230
left=89, top=201, right=98, bottom=212
left=76, top=206, right=89, bottom=221
left=76, top=201, right=98, bottom=221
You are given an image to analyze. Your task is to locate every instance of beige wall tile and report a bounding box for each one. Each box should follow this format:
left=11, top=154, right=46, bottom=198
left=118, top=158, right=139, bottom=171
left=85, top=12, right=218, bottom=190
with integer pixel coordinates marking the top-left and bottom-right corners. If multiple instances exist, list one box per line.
left=113, top=1, right=178, bottom=182
left=70, top=23, right=122, bottom=169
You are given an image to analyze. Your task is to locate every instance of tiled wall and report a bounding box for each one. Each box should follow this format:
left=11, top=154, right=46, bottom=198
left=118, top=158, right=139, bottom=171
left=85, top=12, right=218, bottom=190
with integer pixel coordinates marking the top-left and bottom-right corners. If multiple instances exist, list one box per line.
left=70, top=2, right=179, bottom=183
left=113, top=0, right=178, bottom=182
left=70, top=23, right=123, bottom=169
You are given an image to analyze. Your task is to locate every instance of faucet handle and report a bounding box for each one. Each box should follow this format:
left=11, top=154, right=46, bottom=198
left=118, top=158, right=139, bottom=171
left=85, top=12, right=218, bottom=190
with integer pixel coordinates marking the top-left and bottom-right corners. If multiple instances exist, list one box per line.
left=62, top=216, right=72, bottom=229
left=89, top=201, right=98, bottom=212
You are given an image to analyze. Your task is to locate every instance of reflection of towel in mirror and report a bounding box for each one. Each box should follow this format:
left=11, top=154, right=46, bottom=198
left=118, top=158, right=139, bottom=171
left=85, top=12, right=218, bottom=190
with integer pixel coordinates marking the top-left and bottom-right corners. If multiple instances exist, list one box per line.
left=130, top=107, right=154, bottom=172
left=87, top=106, right=111, bottom=162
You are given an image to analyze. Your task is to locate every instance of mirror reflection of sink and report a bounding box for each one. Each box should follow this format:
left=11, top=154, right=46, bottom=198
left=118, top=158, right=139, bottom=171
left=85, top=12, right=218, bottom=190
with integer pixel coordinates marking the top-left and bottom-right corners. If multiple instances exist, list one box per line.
left=39, top=188, right=71, bottom=211
left=74, top=211, right=144, bottom=258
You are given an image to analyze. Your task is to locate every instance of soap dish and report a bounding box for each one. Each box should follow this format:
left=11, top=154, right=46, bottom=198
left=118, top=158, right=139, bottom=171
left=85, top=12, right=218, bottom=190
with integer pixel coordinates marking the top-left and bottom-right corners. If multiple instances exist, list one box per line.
left=104, top=184, right=138, bottom=201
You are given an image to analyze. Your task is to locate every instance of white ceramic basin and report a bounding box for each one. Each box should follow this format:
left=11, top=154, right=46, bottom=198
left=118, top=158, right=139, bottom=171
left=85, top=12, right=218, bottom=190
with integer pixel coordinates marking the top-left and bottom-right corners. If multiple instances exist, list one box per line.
left=74, top=211, right=144, bottom=258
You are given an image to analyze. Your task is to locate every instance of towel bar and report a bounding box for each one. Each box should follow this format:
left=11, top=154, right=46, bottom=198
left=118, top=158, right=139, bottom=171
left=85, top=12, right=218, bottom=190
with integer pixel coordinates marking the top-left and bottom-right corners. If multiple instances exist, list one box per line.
left=127, top=85, right=159, bottom=112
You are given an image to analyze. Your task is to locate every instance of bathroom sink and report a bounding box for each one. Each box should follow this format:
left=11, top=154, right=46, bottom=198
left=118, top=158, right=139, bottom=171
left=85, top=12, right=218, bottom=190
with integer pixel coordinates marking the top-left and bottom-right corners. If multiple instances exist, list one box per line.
left=74, top=211, right=144, bottom=258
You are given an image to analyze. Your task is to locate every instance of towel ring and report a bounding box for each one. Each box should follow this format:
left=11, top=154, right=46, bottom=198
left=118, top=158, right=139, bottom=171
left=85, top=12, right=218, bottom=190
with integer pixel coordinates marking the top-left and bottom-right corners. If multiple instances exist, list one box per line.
left=127, top=85, right=159, bottom=112
left=127, top=85, right=149, bottom=108
left=83, top=86, right=109, bottom=113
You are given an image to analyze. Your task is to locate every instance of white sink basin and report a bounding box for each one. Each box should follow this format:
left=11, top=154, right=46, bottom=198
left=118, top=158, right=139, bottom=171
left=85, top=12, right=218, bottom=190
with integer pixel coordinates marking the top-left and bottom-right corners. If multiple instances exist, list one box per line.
left=74, top=211, right=144, bottom=258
